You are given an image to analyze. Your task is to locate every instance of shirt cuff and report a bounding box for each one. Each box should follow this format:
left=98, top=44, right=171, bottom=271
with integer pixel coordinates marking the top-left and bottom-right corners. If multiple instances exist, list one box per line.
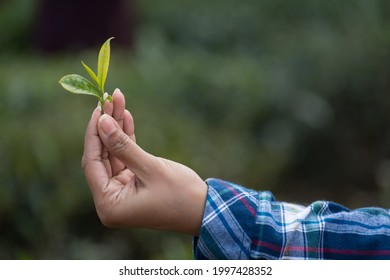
left=193, top=178, right=259, bottom=259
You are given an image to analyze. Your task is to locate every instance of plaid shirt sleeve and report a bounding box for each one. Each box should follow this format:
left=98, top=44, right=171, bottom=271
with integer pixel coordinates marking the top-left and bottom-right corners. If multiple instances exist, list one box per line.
left=193, top=178, right=390, bottom=259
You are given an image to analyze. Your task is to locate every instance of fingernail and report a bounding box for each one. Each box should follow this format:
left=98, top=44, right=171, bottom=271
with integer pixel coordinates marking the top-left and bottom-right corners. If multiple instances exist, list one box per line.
left=100, top=115, right=116, bottom=136
left=113, top=88, right=121, bottom=96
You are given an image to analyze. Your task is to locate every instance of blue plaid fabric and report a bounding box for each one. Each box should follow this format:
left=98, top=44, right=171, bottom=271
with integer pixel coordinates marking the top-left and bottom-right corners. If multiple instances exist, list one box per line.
left=193, top=178, right=390, bottom=259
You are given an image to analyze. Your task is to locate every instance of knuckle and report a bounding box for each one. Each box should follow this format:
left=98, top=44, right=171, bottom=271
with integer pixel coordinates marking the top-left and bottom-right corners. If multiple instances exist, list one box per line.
left=112, top=133, right=131, bottom=154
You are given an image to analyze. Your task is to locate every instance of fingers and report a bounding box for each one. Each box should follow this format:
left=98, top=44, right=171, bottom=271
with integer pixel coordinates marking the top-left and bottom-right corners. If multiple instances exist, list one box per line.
left=82, top=106, right=110, bottom=194
left=82, top=106, right=103, bottom=167
left=98, top=114, right=153, bottom=178
left=99, top=89, right=136, bottom=176
left=124, top=109, right=136, bottom=142
left=109, top=89, right=127, bottom=175
left=112, top=89, right=135, bottom=141
left=112, top=88, right=125, bottom=129
left=103, top=98, right=113, bottom=116
left=103, top=88, right=129, bottom=134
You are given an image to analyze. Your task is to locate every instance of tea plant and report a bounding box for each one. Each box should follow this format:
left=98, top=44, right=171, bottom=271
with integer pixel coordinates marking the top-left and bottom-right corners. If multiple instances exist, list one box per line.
left=59, top=37, right=115, bottom=110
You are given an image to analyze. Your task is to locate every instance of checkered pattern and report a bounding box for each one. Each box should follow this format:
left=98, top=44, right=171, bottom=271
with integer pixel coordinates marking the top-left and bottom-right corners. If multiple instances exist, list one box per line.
left=193, top=178, right=390, bottom=259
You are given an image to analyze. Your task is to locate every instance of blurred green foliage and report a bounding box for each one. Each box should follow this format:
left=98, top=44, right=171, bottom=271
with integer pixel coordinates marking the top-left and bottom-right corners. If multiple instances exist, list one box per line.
left=2, top=0, right=390, bottom=259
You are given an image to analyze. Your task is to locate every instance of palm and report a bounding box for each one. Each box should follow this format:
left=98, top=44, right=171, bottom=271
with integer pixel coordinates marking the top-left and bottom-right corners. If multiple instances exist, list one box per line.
left=104, top=167, right=137, bottom=207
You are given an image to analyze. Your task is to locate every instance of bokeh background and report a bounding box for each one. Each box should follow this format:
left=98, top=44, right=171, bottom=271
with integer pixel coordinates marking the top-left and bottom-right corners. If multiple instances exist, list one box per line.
left=2, top=0, right=390, bottom=259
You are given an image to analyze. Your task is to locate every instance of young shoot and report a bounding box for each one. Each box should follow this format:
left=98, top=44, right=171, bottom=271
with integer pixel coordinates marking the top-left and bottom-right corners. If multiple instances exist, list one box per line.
left=59, top=37, right=115, bottom=111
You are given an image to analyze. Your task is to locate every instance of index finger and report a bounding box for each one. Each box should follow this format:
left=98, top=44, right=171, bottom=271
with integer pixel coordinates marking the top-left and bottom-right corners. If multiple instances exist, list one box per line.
left=82, top=106, right=110, bottom=195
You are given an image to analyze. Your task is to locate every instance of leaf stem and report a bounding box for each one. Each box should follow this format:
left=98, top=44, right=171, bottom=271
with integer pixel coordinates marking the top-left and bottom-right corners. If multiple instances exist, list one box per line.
left=100, top=97, right=105, bottom=114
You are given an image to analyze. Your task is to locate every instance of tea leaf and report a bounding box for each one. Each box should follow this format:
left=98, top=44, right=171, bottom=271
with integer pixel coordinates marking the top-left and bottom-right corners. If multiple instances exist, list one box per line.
left=97, top=37, right=114, bottom=93
left=59, top=74, right=101, bottom=99
left=81, top=61, right=100, bottom=89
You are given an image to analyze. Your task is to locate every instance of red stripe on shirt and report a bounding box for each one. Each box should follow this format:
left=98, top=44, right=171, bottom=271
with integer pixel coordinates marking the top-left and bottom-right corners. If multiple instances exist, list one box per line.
left=220, top=180, right=256, bottom=217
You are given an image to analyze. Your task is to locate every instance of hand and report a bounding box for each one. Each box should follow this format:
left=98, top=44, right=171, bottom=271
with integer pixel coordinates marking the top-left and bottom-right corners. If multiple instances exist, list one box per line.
left=82, top=89, right=208, bottom=235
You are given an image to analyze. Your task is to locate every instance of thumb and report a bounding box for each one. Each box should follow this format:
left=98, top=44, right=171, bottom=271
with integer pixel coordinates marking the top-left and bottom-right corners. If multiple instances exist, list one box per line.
left=98, top=114, right=153, bottom=177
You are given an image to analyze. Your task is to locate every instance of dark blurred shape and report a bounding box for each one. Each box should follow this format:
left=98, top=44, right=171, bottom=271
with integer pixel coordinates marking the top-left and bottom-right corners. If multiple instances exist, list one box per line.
left=34, top=0, right=137, bottom=53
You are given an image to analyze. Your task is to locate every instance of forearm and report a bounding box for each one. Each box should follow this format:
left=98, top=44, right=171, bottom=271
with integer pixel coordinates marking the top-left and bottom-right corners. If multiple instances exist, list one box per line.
left=194, top=178, right=390, bottom=260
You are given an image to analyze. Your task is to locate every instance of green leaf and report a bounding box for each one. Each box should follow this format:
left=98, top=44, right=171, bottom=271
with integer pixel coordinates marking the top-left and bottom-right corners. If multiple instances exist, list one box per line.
left=81, top=61, right=100, bottom=90
left=59, top=74, right=101, bottom=99
left=97, top=37, right=114, bottom=93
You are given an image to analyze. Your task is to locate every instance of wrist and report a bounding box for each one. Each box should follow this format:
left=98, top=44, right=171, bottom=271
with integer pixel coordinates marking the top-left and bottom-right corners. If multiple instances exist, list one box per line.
left=187, top=179, right=208, bottom=236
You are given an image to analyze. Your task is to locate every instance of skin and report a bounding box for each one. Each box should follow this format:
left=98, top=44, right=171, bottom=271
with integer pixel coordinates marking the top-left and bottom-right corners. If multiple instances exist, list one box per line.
left=82, top=89, right=208, bottom=235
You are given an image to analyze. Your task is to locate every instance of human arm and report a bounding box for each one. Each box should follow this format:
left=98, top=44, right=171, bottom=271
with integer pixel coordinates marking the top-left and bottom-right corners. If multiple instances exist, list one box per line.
left=82, top=89, right=208, bottom=235
left=194, top=178, right=390, bottom=260
left=82, top=90, right=390, bottom=259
